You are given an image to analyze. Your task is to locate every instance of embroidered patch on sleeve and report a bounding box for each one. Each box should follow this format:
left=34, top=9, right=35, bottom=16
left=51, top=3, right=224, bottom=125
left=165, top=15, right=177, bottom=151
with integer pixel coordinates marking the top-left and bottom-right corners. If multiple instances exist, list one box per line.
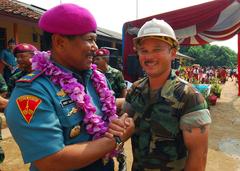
left=16, top=95, right=42, bottom=124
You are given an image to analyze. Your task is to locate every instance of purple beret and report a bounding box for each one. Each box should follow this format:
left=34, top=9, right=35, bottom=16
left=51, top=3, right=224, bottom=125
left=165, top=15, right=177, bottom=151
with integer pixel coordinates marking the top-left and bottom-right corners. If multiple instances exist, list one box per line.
left=95, top=48, right=110, bottom=57
left=38, top=3, right=97, bottom=35
left=13, top=43, right=37, bottom=56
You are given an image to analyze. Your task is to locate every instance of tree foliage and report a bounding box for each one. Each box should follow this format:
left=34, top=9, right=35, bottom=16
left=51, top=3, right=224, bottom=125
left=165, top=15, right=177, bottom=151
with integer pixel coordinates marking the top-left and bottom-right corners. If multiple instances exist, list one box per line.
left=179, top=44, right=237, bottom=67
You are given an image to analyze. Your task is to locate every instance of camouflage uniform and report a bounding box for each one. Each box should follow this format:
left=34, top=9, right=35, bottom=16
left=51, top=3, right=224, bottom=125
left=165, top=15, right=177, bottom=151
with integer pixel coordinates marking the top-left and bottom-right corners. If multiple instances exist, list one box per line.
left=0, top=74, right=6, bottom=163
left=0, top=117, right=4, bottom=163
left=104, top=65, right=126, bottom=98
left=123, top=70, right=211, bottom=171
left=7, top=71, right=27, bottom=97
left=0, top=74, right=7, bottom=94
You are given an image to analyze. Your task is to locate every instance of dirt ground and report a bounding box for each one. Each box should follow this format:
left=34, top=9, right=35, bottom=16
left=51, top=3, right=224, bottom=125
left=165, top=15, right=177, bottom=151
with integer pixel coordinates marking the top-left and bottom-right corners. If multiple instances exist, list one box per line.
left=0, top=79, right=240, bottom=171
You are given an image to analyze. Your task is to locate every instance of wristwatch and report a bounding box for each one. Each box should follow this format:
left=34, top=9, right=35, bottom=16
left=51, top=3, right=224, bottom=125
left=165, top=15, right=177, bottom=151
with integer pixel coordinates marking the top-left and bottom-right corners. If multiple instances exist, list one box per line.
left=114, top=136, right=123, bottom=151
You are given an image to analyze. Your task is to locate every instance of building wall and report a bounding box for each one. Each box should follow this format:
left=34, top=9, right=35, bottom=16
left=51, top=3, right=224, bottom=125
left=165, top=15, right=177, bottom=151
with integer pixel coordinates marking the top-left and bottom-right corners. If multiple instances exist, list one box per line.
left=0, top=15, right=122, bottom=52
left=0, top=15, right=42, bottom=50
left=0, top=15, right=14, bottom=45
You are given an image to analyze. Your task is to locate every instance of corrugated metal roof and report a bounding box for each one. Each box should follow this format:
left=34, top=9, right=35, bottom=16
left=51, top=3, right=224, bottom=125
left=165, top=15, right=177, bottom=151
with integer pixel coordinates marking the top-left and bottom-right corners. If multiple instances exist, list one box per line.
left=97, top=27, right=122, bottom=40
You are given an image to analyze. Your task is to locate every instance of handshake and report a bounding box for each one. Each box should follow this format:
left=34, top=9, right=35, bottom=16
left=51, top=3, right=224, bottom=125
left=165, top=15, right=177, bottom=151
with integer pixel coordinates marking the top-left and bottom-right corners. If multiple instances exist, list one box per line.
left=105, top=113, right=135, bottom=143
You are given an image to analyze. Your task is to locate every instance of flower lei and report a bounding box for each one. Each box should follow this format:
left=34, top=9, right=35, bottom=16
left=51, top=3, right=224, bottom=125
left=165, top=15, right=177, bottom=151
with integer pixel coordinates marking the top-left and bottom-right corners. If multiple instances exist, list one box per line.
left=31, top=51, right=118, bottom=140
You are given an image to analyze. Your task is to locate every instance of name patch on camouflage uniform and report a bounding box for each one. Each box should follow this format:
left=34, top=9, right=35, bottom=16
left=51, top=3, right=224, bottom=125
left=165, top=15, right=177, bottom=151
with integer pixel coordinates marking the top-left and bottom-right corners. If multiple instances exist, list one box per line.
left=16, top=95, right=42, bottom=124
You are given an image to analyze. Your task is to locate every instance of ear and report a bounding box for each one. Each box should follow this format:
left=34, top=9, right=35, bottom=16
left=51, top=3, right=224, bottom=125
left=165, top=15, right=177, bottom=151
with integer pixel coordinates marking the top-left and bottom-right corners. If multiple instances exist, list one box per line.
left=170, top=48, right=177, bottom=61
left=51, top=34, right=67, bottom=52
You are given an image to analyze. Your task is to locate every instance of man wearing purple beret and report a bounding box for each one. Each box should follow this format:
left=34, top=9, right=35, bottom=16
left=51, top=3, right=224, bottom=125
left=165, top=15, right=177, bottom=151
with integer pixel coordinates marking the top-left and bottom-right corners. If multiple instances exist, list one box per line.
left=5, top=3, right=134, bottom=171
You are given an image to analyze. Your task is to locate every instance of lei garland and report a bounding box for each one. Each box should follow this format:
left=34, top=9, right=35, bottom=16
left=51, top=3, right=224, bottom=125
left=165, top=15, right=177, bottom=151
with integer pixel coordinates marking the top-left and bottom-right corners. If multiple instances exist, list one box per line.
left=31, top=51, right=118, bottom=140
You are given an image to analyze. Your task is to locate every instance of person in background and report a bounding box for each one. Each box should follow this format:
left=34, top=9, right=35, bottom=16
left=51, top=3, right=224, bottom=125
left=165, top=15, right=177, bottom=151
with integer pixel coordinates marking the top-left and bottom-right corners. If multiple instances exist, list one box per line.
left=0, top=77, right=8, bottom=164
left=0, top=64, right=10, bottom=164
left=94, top=48, right=128, bottom=171
left=7, top=43, right=37, bottom=97
left=0, top=115, right=5, bottom=164
left=0, top=74, right=7, bottom=97
left=94, top=48, right=127, bottom=98
left=122, top=18, right=211, bottom=171
left=0, top=38, right=18, bottom=84
left=5, top=3, right=134, bottom=171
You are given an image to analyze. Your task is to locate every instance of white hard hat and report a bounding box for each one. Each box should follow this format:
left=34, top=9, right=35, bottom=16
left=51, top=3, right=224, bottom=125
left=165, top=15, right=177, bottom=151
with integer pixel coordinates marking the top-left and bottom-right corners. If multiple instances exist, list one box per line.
left=133, top=18, right=179, bottom=49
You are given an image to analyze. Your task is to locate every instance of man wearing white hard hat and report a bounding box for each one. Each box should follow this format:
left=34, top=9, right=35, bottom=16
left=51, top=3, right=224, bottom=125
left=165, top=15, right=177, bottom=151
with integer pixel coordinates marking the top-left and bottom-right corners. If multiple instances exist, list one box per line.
left=122, top=18, right=211, bottom=170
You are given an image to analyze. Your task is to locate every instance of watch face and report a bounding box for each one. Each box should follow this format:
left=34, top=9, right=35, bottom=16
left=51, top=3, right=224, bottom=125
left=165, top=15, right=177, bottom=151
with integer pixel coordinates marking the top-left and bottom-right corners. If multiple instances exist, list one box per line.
left=114, top=136, right=123, bottom=151
left=114, top=136, right=122, bottom=145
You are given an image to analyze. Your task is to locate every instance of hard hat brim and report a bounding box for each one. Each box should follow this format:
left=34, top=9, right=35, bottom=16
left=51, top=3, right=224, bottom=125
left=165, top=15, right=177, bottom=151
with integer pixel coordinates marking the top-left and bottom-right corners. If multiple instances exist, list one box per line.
left=133, top=34, right=179, bottom=49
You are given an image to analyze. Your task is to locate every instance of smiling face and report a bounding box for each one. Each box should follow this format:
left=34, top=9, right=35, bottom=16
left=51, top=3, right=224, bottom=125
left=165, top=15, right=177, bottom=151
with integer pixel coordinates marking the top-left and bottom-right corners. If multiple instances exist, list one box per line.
left=93, top=56, right=107, bottom=71
left=16, top=52, right=34, bottom=72
left=52, top=32, right=98, bottom=72
left=137, top=37, right=177, bottom=78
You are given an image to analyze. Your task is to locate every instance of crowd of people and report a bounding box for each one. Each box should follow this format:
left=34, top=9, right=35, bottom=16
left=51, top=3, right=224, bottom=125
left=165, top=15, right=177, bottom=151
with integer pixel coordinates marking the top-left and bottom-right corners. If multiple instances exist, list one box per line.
left=177, top=65, right=238, bottom=84
left=0, top=3, right=213, bottom=171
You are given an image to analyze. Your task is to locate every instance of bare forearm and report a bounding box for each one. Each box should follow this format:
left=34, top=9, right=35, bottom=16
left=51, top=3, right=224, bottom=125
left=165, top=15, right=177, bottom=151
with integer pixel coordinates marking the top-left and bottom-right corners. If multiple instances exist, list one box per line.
left=116, top=98, right=125, bottom=115
left=35, top=137, right=116, bottom=171
left=184, top=148, right=207, bottom=171
left=183, top=126, right=209, bottom=171
left=120, top=88, right=127, bottom=98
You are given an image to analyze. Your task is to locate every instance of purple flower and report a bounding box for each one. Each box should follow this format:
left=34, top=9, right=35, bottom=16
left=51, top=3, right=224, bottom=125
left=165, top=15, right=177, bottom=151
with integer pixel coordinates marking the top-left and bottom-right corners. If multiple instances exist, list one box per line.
left=31, top=51, right=119, bottom=158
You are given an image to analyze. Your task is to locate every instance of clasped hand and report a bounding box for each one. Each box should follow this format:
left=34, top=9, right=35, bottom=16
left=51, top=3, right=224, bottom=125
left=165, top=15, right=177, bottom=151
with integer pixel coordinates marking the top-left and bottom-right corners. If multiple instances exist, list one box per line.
left=105, top=113, right=134, bottom=142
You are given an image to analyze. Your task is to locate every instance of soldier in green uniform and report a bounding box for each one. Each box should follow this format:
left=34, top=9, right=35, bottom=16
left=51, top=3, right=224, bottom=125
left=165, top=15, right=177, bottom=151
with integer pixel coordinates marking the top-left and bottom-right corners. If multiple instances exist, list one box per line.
left=93, top=48, right=127, bottom=98
left=7, top=43, right=37, bottom=97
left=0, top=74, right=7, bottom=164
left=0, top=74, right=7, bottom=96
left=122, top=19, right=211, bottom=171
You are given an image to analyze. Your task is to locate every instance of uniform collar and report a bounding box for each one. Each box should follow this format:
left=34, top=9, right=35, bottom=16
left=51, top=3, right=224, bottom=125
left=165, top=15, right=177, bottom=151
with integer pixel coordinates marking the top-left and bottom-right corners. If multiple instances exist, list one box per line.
left=134, top=70, right=177, bottom=100
left=161, top=70, right=177, bottom=99
left=105, top=65, right=113, bottom=74
left=51, top=60, right=92, bottom=86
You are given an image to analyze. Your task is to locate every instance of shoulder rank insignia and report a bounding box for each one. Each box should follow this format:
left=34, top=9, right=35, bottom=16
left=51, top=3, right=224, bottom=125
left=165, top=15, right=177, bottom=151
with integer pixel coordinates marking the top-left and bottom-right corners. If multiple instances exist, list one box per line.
left=17, top=70, right=44, bottom=83
left=16, top=95, right=42, bottom=124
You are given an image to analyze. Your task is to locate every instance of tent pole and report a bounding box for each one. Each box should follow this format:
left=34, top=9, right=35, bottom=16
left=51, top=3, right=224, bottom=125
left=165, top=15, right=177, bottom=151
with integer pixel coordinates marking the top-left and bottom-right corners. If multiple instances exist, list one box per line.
left=238, top=32, right=240, bottom=96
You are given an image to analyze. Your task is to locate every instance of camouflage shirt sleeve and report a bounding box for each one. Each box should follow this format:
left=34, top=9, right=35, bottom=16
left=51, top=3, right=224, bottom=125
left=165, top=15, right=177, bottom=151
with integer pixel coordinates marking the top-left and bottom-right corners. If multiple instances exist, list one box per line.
left=0, top=74, right=7, bottom=93
left=116, top=71, right=127, bottom=90
left=180, top=85, right=211, bottom=130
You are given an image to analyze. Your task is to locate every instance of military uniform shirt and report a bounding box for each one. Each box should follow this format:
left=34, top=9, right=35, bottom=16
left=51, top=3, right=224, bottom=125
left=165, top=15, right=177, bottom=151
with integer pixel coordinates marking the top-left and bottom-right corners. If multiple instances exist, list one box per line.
left=0, top=74, right=7, bottom=93
left=104, top=65, right=126, bottom=98
left=5, top=65, right=114, bottom=171
left=123, top=70, right=211, bottom=171
left=7, top=71, right=28, bottom=97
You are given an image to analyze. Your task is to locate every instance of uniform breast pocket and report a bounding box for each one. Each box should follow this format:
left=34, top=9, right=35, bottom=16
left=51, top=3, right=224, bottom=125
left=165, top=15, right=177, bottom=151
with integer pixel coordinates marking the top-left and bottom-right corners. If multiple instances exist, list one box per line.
left=57, top=98, right=83, bottom=127
left=150, top=106, right=179, bottom=138
left=57, top=99, right=91, bottom=144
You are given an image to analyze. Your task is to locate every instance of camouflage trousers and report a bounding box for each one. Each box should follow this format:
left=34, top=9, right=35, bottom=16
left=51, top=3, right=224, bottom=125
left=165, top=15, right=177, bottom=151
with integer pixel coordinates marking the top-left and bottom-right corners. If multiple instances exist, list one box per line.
left=116, top=149, right=127, bottom=171
left=0, top=117, right=5, bottom=163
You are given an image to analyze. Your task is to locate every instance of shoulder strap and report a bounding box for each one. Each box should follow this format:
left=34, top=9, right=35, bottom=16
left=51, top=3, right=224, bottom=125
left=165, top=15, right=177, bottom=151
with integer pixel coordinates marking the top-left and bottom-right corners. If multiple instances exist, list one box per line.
left=16, top=70, right=44, bottom=83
